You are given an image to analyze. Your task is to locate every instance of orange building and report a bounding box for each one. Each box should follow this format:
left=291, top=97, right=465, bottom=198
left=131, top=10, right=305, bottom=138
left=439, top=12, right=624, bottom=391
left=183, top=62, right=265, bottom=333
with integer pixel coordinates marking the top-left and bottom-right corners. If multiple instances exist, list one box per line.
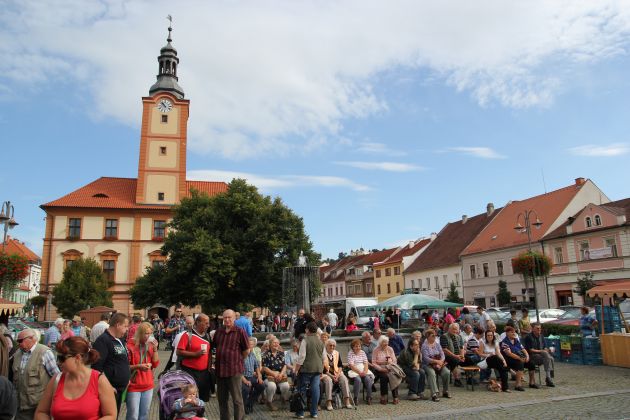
left=39, top=26, right=227, bottom=320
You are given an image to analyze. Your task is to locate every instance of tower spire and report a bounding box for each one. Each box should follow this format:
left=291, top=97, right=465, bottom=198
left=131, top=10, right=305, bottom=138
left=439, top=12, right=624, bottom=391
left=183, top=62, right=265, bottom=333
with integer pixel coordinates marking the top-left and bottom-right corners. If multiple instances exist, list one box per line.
left=149, top=15, right=184, bottom=98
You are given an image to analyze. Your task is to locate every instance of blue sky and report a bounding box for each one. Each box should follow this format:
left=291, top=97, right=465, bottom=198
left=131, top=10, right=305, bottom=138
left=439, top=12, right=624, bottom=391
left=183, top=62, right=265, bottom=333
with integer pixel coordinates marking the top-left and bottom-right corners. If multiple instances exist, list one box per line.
left=2, top=1, right=630, bottom=260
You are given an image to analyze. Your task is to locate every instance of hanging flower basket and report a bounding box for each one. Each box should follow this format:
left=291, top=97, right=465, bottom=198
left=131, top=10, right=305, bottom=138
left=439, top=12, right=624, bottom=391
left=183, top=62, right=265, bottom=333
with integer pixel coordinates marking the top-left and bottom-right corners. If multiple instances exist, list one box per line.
left=511, top=251, right=553, bottom=277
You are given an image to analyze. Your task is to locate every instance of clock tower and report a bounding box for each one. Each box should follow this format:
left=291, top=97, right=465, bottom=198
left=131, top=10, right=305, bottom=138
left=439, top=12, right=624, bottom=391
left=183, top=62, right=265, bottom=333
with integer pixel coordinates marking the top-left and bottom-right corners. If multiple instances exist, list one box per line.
left=136, top=23, right=189, bottom=205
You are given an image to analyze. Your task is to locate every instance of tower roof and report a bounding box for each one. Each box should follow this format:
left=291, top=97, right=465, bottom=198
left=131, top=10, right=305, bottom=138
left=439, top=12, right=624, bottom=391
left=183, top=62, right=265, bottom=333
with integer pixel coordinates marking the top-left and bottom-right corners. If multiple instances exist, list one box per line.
left=149, top=18, right=185, bottom=99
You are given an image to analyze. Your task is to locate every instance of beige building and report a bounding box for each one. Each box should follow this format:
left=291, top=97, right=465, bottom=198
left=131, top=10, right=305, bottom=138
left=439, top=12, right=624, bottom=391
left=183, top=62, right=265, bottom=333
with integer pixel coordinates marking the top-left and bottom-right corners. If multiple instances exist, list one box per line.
left=39, top=27, right=227, bottom=320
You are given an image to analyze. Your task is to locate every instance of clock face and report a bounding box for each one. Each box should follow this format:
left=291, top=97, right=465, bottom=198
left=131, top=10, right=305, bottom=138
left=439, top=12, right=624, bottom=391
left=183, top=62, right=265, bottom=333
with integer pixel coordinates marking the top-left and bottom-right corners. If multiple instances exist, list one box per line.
left=157, top=99, right=173, bottom=113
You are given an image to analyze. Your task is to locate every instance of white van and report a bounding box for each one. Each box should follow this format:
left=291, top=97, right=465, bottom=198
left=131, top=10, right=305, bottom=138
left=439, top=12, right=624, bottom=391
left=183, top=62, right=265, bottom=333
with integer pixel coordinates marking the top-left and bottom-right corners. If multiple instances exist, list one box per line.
left=346, top=297, right=379, bottom=327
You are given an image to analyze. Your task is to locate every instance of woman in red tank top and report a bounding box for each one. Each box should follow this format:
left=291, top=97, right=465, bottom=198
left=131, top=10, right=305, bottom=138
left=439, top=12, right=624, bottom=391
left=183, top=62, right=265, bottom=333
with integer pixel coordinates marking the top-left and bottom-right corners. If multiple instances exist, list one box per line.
left=34, top=336, right=116, bottom=420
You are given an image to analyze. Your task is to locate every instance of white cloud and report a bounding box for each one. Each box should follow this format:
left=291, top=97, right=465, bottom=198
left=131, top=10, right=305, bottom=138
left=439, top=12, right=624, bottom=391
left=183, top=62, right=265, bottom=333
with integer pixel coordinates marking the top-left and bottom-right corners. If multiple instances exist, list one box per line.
left=568, top=143, right=629, bottom=157
left=334, top=161, right=423, bottom=172
left=355, top=142, right=406, bottom=157
left=3, top=1, right=630, bottom=158
left=188, top=170, right=371, bottom=192
left=447, top=147, right=507, bottom=159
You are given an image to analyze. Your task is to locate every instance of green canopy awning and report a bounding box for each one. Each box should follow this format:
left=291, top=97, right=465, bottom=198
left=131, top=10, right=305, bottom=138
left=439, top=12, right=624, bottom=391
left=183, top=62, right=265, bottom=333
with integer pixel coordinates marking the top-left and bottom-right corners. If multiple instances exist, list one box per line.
left=371, top=294, right=464, bottom=311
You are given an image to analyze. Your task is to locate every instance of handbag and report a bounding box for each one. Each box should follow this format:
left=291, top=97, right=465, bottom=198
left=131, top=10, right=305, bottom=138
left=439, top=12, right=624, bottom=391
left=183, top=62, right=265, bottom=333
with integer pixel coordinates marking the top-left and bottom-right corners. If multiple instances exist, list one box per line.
left=289, top=388, right=305, bottom=413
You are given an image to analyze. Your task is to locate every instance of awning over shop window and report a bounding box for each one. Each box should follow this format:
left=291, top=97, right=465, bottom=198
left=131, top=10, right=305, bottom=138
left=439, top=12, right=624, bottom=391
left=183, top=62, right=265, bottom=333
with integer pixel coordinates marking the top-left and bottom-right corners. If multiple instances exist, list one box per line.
left=587, top=280, right=630, bottom=298
left=0, top=297, right=23, bottom=316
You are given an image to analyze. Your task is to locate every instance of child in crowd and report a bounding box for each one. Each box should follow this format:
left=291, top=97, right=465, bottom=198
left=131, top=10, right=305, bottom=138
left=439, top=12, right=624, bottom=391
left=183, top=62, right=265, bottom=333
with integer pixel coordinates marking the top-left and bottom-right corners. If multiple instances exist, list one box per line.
left=172, top=384, right=207, bottom=420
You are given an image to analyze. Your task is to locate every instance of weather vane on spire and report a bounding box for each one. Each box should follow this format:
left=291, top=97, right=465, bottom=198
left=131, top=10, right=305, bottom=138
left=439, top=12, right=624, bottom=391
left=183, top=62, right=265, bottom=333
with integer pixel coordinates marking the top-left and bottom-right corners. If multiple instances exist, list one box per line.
left=166, top=15, right=173, bottom=42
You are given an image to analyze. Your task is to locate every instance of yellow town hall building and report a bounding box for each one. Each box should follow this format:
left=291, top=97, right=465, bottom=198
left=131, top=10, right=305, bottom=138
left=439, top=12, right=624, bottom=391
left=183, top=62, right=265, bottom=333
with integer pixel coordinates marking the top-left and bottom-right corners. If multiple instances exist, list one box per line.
left=39, top=26, right=227, bottom=320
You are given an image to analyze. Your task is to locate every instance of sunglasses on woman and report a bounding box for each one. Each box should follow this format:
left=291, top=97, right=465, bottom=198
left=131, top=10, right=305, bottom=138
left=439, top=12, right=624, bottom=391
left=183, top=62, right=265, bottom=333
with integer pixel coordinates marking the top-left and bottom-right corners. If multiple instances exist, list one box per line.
left=57, top=353, right=76, bottom=364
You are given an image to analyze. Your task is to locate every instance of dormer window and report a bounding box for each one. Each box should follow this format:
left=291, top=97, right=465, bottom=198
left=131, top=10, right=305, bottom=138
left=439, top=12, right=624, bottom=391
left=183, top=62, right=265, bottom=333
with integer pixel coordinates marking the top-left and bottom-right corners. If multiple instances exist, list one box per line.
left=161, top=115, right=168, bottom=123
left=585, top=217, right=592, bottom=228
left=594, top=215, right=602, bottom=226
left=92, top=193, right=109, bottom=198
left=157, top=192, right=165, bottom=201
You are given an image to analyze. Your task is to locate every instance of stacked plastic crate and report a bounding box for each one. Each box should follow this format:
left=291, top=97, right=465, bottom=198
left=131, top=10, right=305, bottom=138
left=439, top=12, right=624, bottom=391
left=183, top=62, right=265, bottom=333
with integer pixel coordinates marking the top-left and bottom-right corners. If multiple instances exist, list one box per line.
left=581, top=336, right=603, bottom=365
left=544, top=337, right=561, bottom=359
left=595, top=305, right=622, bottom=333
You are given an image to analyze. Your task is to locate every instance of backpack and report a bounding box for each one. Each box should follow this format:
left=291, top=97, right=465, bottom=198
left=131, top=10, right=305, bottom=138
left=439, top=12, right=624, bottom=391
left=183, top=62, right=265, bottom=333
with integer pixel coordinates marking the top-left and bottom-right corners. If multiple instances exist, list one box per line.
left=289, top=387, right=305, bottom=413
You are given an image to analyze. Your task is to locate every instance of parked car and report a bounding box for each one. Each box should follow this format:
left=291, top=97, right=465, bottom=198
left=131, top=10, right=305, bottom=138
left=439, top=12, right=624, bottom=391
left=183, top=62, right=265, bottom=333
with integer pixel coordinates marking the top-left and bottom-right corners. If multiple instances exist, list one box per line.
left=528, top=308, right=566, bottom=324
left=546, top=307, right=592, bottom=326
left=8, top=318, right=47, bottom=341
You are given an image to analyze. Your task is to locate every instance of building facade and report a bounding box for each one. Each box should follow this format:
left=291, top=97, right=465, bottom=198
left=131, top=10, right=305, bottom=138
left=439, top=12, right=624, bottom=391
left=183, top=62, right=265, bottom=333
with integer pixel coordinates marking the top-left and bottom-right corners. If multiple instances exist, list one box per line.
left=39, top=26, right=227, bottom=320
left=543, top=198, right=630, bottom=307
left=460, top=178, right=609, bottom=308
left=2, top=237, right=42, bottom=314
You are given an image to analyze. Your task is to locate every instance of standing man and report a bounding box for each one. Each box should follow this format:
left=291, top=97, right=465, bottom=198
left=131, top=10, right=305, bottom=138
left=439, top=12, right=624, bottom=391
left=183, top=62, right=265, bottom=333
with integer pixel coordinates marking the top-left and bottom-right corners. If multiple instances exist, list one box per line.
left=293, top=308, right=307, bottom=338
left=43, top=318, right=63, bottom=349
left=213, top=309, right=249, bottom=420
left=70, top=315, right=88, bottom=339
left=177, top=314, right=212, bottom=401
left=162, top=315, right=194, bottom=373
left=12, top=329, right=60, bottom=420
left=295, top=322, right=324, bottom=419
left=165, top=305, right=187, bottom=348
left=327, top=308, right=338, bottom=330
left=235, top=311, right=253, bottom=337
left=92, top=312, right=130, bottom=413
left=579, top=306, right=597, bottom=337
left=90, top=313, right=110, bottom=343
left=476, top=307, right=491, bottom=332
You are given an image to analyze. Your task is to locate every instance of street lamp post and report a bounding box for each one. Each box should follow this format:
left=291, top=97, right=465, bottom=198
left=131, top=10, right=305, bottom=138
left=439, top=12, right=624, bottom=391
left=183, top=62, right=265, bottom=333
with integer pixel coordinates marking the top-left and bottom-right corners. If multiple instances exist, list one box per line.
left=514, top=210, right=543, bottom=321
left=0, top=201, right=19, bottom=252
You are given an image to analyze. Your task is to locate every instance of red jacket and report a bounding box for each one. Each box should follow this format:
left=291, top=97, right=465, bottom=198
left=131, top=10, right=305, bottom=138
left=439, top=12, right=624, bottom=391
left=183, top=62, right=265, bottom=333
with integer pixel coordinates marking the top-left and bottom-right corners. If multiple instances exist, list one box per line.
left=126, top=342, right=159, bottom=392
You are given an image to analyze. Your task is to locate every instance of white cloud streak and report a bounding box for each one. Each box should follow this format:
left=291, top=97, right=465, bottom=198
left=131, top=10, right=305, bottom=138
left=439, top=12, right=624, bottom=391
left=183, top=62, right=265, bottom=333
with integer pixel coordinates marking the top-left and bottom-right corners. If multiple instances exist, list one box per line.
left=447, top=147, right=507, bottom=159
left=568, top=143, right=629, bottom=157
left=187, top=170, right=371, bottom=192
left=355, top=142, right=406, bottom=157
left=334, top=161, right=423, bottom=172
left=3, top=1, right=630, bottom=159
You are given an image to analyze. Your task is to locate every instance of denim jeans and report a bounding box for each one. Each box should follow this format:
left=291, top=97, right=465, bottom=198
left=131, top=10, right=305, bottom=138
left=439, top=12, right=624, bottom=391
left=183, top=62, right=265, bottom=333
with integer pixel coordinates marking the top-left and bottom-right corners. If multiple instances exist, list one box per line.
left=126, top=389, right=153, bottom=420
left=402, top=367, right=426, bottom=395
left=298, top=372, right=320, bottom=417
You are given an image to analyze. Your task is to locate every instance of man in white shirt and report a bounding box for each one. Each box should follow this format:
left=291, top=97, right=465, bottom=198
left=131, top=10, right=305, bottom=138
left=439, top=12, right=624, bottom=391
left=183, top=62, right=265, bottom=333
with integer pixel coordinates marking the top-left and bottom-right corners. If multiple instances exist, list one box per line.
left=90, top=313, right=110, bottom=343
left=327, top=309, right=338, bottom=329
left=168, top=316, right=194, bottom=365
left=476, top=307, right=491, bottom=331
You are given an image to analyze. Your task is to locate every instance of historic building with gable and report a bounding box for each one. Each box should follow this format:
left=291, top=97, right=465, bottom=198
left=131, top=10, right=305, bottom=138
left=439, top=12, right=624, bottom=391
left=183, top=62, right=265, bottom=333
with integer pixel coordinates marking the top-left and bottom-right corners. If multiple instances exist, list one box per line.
left=39, top=25, right=227, bottom=320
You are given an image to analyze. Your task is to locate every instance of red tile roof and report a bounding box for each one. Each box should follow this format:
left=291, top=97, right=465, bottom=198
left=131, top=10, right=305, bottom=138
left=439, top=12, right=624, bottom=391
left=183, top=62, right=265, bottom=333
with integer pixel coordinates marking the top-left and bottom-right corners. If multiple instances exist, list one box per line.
left=461, top=182, right=583, bottom=256
left=544, top=197, right=630, bottom=241
left=405, top=209, right=502, bottom=273
left=41, top=177, right=228, bottom=210
left=356, top=248, right=399, bottom=265
left=374, top=238, right=432, bottom=266
left=2, top=237, right=41, bottom=262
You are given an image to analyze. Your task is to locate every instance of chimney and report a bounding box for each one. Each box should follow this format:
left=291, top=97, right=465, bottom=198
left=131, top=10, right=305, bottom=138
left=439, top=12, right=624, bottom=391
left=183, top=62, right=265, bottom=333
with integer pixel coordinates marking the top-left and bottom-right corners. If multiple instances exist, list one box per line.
left=462, top=215, right=468, bottom=224
left=408, top=240, right=415, bottom=248
left=575, top=177, right=586, bottom=186
left=430, top=232, right=437, bottom=240
left=486, top=202, right=495, bottom=217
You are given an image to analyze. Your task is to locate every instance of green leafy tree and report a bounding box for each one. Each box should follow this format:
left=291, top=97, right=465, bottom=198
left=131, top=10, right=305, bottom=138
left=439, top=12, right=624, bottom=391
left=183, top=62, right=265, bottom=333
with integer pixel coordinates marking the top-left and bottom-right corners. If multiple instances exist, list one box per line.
left=0, top=252, right=29, bottom=297
left=576, top=271, right=596, bottom=306
left=497, top=280, right=512, bottom=306
left=445, top=281, right=463, bottom=303
left=131, top=179, right=320, bottom=313
left=51, top=258, right=113, bottom=318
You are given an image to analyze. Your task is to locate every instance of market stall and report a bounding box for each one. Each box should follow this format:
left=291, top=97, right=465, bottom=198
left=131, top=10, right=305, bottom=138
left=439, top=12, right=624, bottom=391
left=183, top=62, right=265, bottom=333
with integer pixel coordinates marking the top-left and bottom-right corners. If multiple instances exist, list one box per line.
left=587, top=280, right=630, bottom=368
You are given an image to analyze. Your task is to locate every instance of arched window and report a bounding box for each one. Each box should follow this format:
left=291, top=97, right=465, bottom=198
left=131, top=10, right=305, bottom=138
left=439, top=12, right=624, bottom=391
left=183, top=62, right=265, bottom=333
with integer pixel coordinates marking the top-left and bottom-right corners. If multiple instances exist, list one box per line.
left=594, top=215, right=602, bottom=226
left=585, top=217, right=592, bottom=228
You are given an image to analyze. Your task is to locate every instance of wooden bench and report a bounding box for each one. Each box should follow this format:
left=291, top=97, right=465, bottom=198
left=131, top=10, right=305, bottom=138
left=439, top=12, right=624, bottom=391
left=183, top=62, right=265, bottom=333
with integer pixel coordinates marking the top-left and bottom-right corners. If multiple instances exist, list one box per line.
left=462, top=366, right=481, bottom=391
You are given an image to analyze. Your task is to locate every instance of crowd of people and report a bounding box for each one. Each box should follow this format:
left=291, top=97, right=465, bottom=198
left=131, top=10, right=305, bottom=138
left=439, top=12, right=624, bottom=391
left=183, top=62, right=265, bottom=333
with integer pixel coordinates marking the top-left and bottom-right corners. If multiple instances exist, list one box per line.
left=0, top=303, right=570, bottom=420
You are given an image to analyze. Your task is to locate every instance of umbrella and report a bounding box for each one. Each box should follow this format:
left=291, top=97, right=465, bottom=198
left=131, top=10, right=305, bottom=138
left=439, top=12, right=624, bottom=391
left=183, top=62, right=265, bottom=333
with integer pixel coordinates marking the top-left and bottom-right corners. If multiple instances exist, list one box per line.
left=371, top=293, right=464, bottom=311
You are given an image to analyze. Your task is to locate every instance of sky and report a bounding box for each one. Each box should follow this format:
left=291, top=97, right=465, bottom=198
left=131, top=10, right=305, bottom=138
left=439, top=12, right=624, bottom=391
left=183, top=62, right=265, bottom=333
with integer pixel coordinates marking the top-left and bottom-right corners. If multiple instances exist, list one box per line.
left=2, top=1, right=630, bottom=260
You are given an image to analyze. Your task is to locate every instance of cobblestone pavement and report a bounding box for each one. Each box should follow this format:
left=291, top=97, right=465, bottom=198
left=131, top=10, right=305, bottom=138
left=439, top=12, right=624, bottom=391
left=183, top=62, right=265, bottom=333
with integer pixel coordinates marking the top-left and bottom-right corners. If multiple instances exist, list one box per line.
left=120, top=349, right=630, bottom=419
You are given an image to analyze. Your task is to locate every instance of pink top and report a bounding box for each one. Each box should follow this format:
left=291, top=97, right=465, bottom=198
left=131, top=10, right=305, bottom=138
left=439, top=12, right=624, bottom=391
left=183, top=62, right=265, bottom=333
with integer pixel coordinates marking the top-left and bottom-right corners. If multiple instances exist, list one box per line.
left=51, top=369, right=101, bottom=420
left=60, top=330, right=75, bottom=341
left=372, top=345, right=396, bottom=365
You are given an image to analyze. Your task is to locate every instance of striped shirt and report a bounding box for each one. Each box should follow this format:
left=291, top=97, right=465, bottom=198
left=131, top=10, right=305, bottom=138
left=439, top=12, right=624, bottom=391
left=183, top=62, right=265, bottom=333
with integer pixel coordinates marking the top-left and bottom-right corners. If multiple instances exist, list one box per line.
left=243, top=352, right=260, bottom=378
left=19, top=345, right=60, bottom=377
left=347, top=349, right=369, bottom=368
left=213, top=326, right=249, bottom=378
left=465, top=336, right=480, bottom=356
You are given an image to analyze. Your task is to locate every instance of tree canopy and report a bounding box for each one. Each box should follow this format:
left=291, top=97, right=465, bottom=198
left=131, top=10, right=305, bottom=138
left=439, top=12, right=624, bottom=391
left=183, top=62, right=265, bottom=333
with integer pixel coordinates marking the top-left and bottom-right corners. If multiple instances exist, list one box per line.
left=497, top=279, right=512, bottom=306
left=51, top=257, right=113, bottom=318
left=130, top=179, right=320, bottom=313
left=445, top=281, right=463, bottom=304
